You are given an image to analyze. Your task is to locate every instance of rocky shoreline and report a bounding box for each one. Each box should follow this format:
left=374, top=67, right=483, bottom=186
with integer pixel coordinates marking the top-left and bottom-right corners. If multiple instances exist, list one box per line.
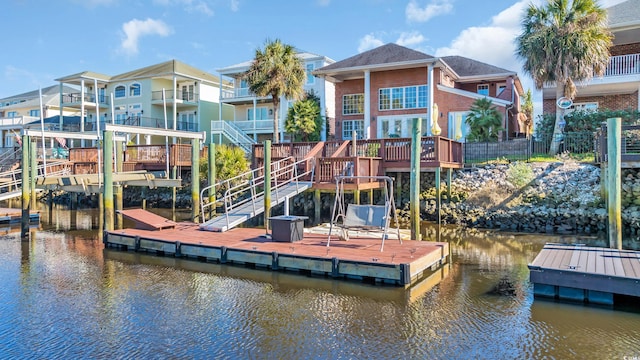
left=49, top=160, right=640, bottom=242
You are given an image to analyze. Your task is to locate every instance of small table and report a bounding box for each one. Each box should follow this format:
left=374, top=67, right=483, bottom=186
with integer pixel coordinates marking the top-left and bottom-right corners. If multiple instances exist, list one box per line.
left=269, top=215, right=309, bottom=242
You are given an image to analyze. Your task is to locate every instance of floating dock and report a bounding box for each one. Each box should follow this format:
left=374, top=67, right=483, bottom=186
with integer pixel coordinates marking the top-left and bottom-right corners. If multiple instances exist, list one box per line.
left=529, top=243, right=640, bottom=305
left=105, top=218, right=449, bottom=287
left=0, top=207, right=39, bottom=224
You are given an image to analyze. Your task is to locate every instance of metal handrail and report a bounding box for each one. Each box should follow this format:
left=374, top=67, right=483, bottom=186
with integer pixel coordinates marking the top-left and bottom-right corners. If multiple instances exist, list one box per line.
left=199, top=157, right=315, bottom=229
left=210, top=120, right=257, bottom=153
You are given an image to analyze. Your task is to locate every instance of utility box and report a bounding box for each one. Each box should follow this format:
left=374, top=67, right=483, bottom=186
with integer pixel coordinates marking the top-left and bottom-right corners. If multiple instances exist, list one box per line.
left=269, top=215, right=308, bottom=242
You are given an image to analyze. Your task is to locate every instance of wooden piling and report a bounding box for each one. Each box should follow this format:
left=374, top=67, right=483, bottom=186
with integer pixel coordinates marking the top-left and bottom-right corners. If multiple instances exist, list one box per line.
left=410, top=117, right=422, bottom=241
left=30, top=140, right=37, bottom=209
left=314, top=189, right=321, bottom=224
left=435, top=167, right=441, bottom=226
left=264, top=140, right=271, bottom=234
left=103, top=130, right=114, bottom=232
left=191, top=138, right=200, bottom=222
left=447, top=168, right=452, bottom=202
left=607, top=118, right=622, bottom=249
left=21, top=134, right=30, bottom=239
left=115, top=140, right=124, bottom=229
left=208, top=143, right=216, bottom=218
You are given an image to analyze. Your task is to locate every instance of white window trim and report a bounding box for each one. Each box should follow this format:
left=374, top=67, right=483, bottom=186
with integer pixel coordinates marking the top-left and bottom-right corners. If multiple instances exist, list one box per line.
left=342, top=119, right=365, bottom=139
left=496, top=83, right=506, bottom=96
left=477, top=84, right=489, bottom=96
left=378, top=85, right=428, bottom=111
left=377, top=114, right=429, bottom=138
left=129, top=82, right=141, bottom=97
left=114, top=84, right=127, bottom=99
left=342, top=93, right=364, bottom=115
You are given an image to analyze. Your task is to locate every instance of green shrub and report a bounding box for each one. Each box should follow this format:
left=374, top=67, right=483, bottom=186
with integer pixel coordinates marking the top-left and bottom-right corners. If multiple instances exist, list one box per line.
left=506, top=162, right=534, bottom=188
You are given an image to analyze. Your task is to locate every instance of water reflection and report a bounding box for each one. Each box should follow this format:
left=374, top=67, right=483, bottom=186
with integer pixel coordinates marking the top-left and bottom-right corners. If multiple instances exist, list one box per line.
left=0, top=207, right=639, bottom=359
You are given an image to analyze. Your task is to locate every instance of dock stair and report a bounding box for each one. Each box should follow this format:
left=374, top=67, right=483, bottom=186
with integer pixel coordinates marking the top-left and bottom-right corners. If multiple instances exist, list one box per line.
left=199, top=157, right=314, bottom=232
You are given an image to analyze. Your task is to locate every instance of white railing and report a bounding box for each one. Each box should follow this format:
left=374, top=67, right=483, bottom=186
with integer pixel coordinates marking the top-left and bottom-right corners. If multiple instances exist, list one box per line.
left=233, top=119, right=274, bottom=133
left=199, top=157, right=315, bottom=226
left=211, top=120, right=256, bottom=153
left=0, top=116, right=39, bottom=127
left=221, top=87, right=252, bottom=99
left=605, top=53, right=640, bottom=77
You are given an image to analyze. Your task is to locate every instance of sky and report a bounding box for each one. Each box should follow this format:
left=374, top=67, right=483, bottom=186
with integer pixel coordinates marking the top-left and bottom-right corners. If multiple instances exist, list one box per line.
left=0, top=0, right=628, bottom=111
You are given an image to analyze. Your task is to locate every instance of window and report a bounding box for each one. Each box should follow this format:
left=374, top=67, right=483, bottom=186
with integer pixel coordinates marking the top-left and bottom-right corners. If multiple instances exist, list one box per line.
left=569, top=102, right=598, bottom=112
left=29, top=109, right=40, bottom=117
left=306, top=63, right=315, bottom=85
left=182, top=85, right=194, bottom=101
left=129, top=83, right=141, bottom=97
left=7, top=111, right=17, bottom=118
left=342, top=120, right=364, bottom=139
left=248, top=107, right=269, bottom=120
left=448, top=112, right=471, bottom=142
left=497, top=83, right=507, bottom=96
left=379, top=85, right=428, bottom=110
left=115, top=85, right=126, bottom=98
left=477, top=84, right=489, bottom=96
left=377, top=115, right=428, bottom=138
left=343, top=94, right=364, bottom=115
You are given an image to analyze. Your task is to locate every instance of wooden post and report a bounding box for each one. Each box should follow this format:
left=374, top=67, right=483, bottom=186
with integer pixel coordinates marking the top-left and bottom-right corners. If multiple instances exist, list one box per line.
left=396, top=172, right=402, bottom=207
left=191, top=138, right=200, bottom=222
left=103, top=130, right=114, bottom=232
left=314, top=189, right=321, bottom=224
left=435, top=167, right=441, bottom=226
left=30, top=140, right=37, bottom=209
left=607, top=118, right=622, bottom=249
left=264, top=140, right=271, bottom=235
left=115, top=140, right=124, bottom=229
left=354, top=190, right=361, bottom=205
left=410, top=117, right=422, bottom=241
left=447, top=168, right=452, bottom=202
left=208, top=143, right=216, bottom=218
left=21, top=135, right=30, bottom=239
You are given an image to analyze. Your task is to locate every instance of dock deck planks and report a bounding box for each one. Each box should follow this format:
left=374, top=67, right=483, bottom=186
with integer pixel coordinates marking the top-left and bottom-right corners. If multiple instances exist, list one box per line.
left=529, top=243, right=640, bottom=303
left=106, top=223, right=449, bottom=287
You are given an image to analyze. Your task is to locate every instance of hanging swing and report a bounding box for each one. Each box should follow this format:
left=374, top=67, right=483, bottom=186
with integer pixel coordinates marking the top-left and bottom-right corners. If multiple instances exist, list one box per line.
left=327, top=175, right=402, bottom=252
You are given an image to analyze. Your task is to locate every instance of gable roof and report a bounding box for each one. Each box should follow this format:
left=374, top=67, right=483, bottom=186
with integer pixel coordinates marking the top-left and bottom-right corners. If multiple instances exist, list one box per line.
left=318, top=43, right=433, bottom=72
left=440, top=56, right=516, bottom=78
left=110, top=59, right=220, bottom=84
left=217, top=50, right=334, bottom=75
left=607, top=0, right=640, bottom=28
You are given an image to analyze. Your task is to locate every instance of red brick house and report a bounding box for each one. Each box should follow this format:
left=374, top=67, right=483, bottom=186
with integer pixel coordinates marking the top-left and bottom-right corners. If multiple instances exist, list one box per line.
left=313, top=43, right=524, bottom=141
left=542, top=0, right=640, bottom=114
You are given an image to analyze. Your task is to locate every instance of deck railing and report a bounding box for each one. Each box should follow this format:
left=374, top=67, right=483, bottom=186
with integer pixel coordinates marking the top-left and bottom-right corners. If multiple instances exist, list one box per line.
left=605, top=53, right=640, bottom=77
left=252, top=136, right=463, bottom=183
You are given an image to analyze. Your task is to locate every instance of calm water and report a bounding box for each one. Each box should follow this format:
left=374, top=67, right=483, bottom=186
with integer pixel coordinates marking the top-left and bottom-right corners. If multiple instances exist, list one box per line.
left=1, top=206, right=639, bottom=359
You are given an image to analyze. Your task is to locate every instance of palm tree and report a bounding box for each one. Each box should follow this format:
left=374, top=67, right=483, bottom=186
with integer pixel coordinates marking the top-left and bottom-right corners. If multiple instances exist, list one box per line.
left=285, top=97, right=322, bottom=142
left=521, top=89, right=534, bottom=137
left=244, top=39, right=306, bottom=143
left=465, top=98, right=503, bottom=142
left=516, top=0, right=612, bottom=155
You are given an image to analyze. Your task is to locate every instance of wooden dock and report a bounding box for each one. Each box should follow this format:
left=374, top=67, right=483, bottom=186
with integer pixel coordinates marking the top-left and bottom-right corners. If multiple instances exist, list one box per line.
left=0, top=207, right=39, bottom=224
left=529, top=243, right=640, bottom=305
left=105, top=222, right=449, bottom=287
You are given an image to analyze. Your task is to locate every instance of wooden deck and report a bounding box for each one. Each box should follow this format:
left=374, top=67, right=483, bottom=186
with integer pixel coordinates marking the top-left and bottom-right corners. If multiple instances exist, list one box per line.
left=0, top=207, right=40, bottom=224
left=105, top=223, right=449, bottom=287
left=529, top=243, right=640, bottom=305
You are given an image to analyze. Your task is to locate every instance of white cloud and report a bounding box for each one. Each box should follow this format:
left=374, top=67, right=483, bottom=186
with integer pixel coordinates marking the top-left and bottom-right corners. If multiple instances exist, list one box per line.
left=406, top=0, right=453, bottom=23
left=153, top=0, right=214, bottom=16
left=435, top=1, right=542, bottom=119
left=396, top=31, right=426, bottom=47
left=120, top=18, right=172, bottom=56
left=231, top=0, right=239, bottom=11
left=317, top=0, right=331, bottom=6
left=435, top=1, right=527, bottom=73
left=358, top=34, right=385, bottom=53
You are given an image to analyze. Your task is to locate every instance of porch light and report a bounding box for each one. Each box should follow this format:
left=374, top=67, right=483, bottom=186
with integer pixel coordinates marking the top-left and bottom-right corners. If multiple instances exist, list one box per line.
left=431, top=103, right=441, bottom=136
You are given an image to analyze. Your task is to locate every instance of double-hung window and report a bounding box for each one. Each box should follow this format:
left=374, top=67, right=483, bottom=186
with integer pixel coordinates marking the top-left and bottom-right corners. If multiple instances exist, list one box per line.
left=129, top=83, right=141, bottom=97
left=115, top=85, right=126, bottom=98
left=379, top=85, right=428, bottom=110
left=477, top=84, right=489, bottom=96
left=342, top=120, right=364, bottom=139
left=343, top=94, right=364, bottom=115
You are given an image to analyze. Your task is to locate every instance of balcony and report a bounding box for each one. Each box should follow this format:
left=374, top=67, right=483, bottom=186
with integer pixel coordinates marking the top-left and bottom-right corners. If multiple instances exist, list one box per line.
left=151, top=90, right=199, bottom=104
left=229, top=119, right=274, bottom=134
left=62, top=92, right=110, bottom=107
left=604, top=53, right=640, bottom=77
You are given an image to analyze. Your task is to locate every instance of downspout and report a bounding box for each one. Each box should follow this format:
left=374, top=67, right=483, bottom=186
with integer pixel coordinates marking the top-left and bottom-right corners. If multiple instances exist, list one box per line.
left=428, top=63, right=434, bottom=135
left=364, top=70, right=370, bottom=139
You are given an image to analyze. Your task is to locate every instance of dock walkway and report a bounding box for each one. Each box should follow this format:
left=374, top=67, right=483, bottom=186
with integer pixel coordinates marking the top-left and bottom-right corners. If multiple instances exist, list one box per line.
left=106, top=224, right=449, bottom=287
left=529, top=243, right=640, bottom=305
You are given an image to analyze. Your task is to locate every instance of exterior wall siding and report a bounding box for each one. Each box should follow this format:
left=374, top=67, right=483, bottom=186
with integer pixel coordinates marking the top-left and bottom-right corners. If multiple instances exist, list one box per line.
left=544, top=92, right=639, bottom=114
left=610, top=42, right=640, bottom=56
